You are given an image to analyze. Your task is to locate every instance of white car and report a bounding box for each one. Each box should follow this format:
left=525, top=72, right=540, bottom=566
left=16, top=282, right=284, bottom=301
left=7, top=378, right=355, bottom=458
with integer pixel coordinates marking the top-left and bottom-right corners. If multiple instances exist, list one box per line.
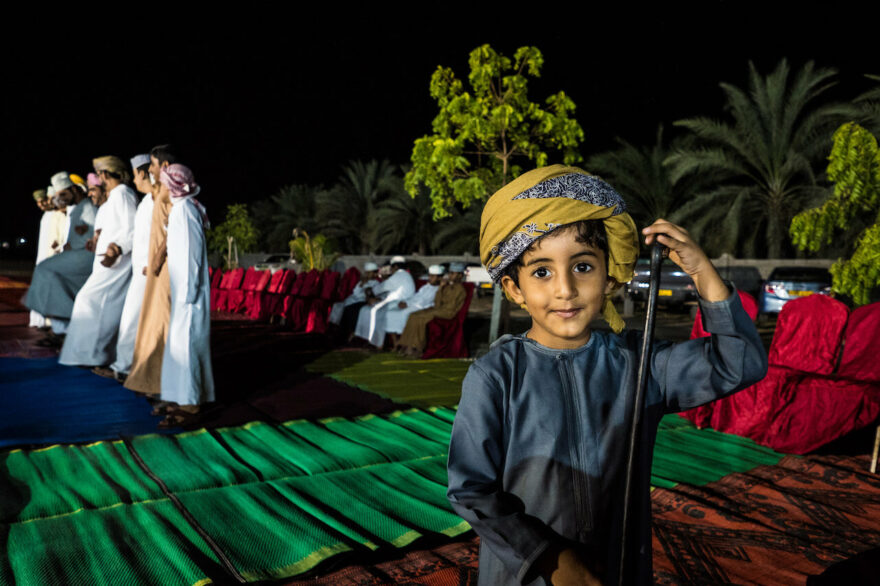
left=464, top=263, right=494, bottom=297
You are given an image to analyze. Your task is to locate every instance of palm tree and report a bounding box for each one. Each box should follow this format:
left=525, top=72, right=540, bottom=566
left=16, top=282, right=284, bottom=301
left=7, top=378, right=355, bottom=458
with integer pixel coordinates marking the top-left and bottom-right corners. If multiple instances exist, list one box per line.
left=855, top=73, right=880, bottom=135
left=315, top=159, right=401, bottom=254
left=251, top=184, right=319, bottom=251
left=586, top=126, right=707, bottom=232
left=666, top=59, right=858, bottom=258
left=370, top=186, right=436, bottom=255
left=431, top=205, right=481, bottom=255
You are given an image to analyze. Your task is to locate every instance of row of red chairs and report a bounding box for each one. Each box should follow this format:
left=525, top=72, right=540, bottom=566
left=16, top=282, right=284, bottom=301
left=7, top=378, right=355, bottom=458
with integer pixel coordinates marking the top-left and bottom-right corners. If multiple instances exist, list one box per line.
left=209, top=266, right=361, bottom=332
left=207, top=266, right=476, bottom=357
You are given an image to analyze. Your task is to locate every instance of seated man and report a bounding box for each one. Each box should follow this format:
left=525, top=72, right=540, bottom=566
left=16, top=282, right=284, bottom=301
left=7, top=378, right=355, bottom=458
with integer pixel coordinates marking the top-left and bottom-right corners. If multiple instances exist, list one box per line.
left=353, top=256, right=415, bottom=348
left=329, top=261, right=379, bottom=331
left=25, top=172, right=97, bottom=343
left=397, top=262, right=467, bottom=357
left=387, top=264, right=444, bottom=350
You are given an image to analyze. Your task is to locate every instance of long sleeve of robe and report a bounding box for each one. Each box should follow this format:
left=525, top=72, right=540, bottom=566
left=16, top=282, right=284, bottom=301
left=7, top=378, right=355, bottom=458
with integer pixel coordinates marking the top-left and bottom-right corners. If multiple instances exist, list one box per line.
left=124, top=195, right=172, bottom=396
left=446, top=290, right=767, bottom=585
left=397, top=282, right=466, bottom=352
left=384, top=282, right=439, bottom=334
left=353, top=270, right=416, bottom=347
left=59, top=186, right=138, bottom=366
left=160, top=197, right=214, bottom=406
left=111, top=193, right=154, bottom=374
left=24, top=199, right=98, bottom=320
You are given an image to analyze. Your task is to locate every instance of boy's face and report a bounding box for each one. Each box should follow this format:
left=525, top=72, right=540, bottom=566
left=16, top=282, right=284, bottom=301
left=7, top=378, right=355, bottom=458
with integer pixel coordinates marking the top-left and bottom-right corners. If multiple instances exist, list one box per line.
left=501, top=229, right=615, bottom=349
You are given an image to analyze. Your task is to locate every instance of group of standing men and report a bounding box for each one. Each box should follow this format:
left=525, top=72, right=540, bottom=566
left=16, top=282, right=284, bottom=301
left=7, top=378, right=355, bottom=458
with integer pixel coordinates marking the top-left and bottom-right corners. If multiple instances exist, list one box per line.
left=329, top=256, right=467, bottom=357
left=25, top=146, right=214, bottom=426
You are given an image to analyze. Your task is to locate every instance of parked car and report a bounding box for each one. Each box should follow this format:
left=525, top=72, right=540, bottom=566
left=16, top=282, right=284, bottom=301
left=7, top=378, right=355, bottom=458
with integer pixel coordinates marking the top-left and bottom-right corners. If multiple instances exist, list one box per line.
left=759, top=266, right=832, bottom=314
left=715, top=265, right=763, bottom=300
left=464, top=263, right=493, bottom=296
left=626, top=258, right=697, bottom=309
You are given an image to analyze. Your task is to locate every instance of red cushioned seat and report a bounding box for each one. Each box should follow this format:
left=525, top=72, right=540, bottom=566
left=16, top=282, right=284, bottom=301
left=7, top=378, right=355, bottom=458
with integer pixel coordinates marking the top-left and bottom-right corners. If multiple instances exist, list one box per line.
left=422, top=282, right=475, bottom=359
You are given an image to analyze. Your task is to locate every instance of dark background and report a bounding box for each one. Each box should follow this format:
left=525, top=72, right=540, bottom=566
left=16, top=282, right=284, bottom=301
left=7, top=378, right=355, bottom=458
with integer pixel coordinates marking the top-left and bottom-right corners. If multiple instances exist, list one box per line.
left=3, top=7, right=875, bottom=254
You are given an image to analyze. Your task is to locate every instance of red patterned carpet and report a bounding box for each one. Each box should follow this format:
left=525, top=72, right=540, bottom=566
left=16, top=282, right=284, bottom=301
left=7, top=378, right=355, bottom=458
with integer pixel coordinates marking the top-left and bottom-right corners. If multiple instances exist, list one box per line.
left=652, top=454, right=880, bottom=584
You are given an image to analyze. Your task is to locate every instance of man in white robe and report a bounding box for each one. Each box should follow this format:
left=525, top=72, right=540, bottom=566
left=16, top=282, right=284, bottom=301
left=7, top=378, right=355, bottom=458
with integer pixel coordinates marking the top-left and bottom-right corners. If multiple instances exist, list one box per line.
left=329, top=261, right=379, bottom=325
left=353, top=255, right=415, bottom=348
left=102, top=155, right=154, bottom=379
left=159, top=164, right=214, bottom=425
left=25, top=173, right=97, bottom=339
left=385, top=264, right=443, bottom=340
left=29, top=189, right=66, bottom=328
left=59, top=157, right=137, bottom=366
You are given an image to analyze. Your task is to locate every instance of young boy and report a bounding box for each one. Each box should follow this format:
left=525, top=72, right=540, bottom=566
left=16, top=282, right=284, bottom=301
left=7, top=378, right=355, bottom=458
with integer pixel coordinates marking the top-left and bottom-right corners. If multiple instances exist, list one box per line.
left=447, top=165, right=767, bottom=585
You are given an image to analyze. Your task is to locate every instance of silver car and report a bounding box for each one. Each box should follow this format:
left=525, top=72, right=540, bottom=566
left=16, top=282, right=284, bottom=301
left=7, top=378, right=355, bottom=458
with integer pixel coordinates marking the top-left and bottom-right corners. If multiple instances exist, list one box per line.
left=759, top=267, right=832, bottom=314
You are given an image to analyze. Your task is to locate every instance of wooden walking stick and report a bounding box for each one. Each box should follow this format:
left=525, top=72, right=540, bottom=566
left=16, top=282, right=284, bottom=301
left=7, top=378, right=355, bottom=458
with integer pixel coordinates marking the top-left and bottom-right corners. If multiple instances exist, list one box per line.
left=618, top=242, right=665, bottom=585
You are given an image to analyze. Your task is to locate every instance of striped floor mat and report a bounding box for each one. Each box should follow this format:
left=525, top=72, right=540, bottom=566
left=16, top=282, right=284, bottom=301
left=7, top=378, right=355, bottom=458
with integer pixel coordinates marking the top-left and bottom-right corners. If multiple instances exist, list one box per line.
left=1, top=409, right=787, bottom=584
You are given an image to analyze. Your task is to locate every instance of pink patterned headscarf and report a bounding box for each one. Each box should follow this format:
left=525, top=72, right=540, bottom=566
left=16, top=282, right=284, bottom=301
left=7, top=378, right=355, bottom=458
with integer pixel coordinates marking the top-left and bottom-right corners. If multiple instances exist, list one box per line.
left=86, top=173, right=102, bottom=187
left=159, top=164, right=201, bottom=199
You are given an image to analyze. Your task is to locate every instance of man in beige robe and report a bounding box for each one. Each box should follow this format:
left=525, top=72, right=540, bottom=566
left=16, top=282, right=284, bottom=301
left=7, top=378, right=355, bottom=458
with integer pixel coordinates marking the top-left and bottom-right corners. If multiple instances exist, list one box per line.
left=124, top=146, right=176, bottom=396
left=397, top=263, right=467, bottom=357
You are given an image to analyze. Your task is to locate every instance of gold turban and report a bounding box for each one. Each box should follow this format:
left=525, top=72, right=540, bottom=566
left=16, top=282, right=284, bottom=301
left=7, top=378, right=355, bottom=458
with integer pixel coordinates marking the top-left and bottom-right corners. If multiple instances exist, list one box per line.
left=69, top=174, right=85, bottom=186
left=93, top=156, right=132, bottom=183
left=479, top=164, right=639, bottom=333
left=32, top=189, right=47, bottom=201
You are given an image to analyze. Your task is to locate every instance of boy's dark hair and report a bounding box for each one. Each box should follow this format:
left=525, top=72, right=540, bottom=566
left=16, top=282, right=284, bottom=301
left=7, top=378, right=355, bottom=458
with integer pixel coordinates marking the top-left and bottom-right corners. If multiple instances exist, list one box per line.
left=135, top=163, right=150, bottom=179
left=502, top=219, right=609, bottom=287
left=150, top=144, right=178, bottom=165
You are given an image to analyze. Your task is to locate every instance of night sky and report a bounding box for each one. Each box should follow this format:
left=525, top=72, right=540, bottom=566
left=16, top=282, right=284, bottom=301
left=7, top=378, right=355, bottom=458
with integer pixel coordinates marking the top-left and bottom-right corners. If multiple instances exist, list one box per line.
left=3, top=7, right=875, bottom=253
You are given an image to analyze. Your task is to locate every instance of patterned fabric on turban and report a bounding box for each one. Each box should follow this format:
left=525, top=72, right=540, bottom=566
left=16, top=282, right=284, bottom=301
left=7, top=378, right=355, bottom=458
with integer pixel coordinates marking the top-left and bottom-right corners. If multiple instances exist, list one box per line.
left=160, top=164, right=201, bottom=199
left=479, top=164, right=639, bottom=333
left=93, top=156, right=132, bottom=183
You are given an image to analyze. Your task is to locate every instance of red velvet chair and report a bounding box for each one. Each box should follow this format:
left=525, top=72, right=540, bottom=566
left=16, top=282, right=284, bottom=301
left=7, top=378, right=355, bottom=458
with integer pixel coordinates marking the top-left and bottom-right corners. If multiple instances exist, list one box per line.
left=213, top=267, right=245, bottom=312
left=306, top=270, right=342, bottom=333
left=287, top=269, right=322, bottom=331
left=337, top=267, right=361, bottom=301
left=210, top=269, right=226, bottom=311
left=268, top=270, right=297, bottom=320
left=422, top=282, right=475, bottom=359
left=680, top=295, right=880, bottom=454
left=227, top=267, right=259, bottom=314
left=244, top=269, right=273, bottom=319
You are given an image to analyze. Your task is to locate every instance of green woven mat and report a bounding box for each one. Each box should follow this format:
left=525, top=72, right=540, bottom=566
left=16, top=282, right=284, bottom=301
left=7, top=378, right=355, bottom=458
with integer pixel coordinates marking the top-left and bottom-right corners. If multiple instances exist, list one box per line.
left=0, top=408, right=782, bottom=584
left=1, top=499, right=218, bottom=586
left=306, top=351, right=470, bottom=407
left=0, top=440, right=161, bottom=524
left=650, top=415, right=783, bottom=488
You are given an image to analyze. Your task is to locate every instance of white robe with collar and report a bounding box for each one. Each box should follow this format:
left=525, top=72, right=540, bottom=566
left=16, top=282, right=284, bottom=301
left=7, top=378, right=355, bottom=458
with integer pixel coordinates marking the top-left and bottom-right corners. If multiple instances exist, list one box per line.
left=29, top=210, right=67, bottom=327
left=110, top=193, right=154, bottom=375
left=161, top=195, right=214, bottom=406
left=24, top=199, right=97, bottom=320
left=383, top=282, right=439, bottom=334
left=328, top=278, right=380, bottom=325
left=353, top=269, right=415, bottom=347
left=59, top=185, right=138, bottom=366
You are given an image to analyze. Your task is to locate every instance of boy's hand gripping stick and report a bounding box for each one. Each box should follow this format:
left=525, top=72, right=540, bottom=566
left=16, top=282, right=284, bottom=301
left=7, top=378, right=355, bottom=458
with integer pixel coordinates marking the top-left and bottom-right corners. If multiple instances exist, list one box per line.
left=618, top=242, right=665, bottom=586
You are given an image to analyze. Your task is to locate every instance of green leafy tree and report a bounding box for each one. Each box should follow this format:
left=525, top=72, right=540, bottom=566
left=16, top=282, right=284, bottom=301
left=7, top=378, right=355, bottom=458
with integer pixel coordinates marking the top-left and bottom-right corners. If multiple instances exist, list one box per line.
left=791, top=122, right=880, bottom=305
left=252, top=184, right=319, bottom=251
left=289, top=230, right=339, bottom=271
left=666, top=59, right=858, bottom=258
left=405, top=44, right=585, bottom=219
left=316, top=159, right=401, bottom=253
left=586, top=126, right=707, bottom=232
left=207, top=203, right=259, bottom=269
